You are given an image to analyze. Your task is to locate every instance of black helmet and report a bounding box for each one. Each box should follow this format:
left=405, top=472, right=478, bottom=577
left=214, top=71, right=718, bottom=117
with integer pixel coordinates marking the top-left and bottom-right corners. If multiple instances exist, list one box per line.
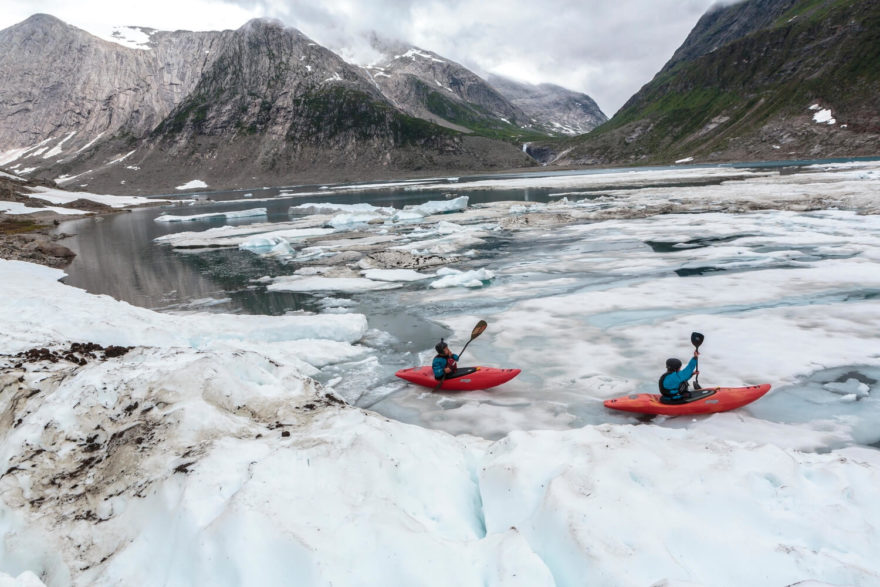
left=665, top=358, right=682, bottom=372
left=435, top=339, right=448, bottom=354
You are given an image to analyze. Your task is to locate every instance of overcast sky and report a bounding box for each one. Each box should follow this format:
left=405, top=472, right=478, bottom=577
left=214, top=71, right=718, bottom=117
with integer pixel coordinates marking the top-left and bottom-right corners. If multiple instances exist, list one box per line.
left=0, top=0, right=738, bottom=115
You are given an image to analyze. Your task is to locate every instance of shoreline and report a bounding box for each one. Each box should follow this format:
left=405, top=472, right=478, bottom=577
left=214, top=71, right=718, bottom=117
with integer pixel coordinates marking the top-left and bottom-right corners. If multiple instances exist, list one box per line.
left=0, top=210, right=84, bottom=268
left=0, top=171, right=170, bottom=268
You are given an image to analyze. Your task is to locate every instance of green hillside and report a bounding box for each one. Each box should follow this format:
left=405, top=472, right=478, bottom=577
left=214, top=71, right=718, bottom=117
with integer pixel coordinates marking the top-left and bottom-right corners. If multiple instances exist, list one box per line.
left=550, top=0, right=880, bottom=165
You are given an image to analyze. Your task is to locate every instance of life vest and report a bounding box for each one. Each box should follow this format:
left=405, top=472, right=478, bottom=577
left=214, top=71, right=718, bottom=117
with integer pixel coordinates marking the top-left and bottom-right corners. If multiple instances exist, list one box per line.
left=434, top=354, right=458, bottom=379
left=658, top=372, right=690, bottom=396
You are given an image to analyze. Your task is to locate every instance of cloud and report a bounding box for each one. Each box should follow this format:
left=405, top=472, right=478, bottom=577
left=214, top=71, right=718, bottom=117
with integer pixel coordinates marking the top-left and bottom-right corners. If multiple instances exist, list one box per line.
left=0, top=0, right=723, bottom=115
left=247, top=0, right=721, bottom=115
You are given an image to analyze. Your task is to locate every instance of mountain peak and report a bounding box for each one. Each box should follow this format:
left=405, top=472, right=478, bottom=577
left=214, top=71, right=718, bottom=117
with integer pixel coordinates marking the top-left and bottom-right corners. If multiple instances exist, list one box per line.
left=4, top=13, right=73, bottom=35
left=21, top=13, right=67, bottom=26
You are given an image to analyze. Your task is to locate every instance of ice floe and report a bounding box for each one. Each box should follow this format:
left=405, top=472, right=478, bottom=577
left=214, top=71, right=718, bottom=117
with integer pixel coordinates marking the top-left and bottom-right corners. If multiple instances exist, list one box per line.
left=430, top=267, right=496, bottom=288
left=154, top=208, right=267, bottom=223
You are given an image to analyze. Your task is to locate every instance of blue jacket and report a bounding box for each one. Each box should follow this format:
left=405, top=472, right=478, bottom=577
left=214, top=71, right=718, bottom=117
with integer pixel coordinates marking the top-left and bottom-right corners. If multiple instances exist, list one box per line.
left=661, top=357, right=698, bottom=395
left=432, top=354, right=459, bottom=379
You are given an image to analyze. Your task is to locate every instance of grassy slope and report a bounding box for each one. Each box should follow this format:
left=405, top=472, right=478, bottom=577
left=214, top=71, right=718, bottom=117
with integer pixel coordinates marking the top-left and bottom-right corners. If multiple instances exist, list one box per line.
left=556, top=0, right=880, bottom=163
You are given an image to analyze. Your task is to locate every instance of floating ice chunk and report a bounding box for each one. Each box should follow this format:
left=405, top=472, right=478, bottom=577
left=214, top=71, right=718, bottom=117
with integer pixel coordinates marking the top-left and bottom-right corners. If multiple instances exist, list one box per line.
left=155, top=208, right=267, bottom=223
left=328, top=213, right=385, bottom=228
left=508, top=203, right=546, bottom=215
left=362, top=269, right=433, bottom=282
left=264, top=241, right=295, bottom=258
left=824, top=379, right=870, bottom=397
left=409, top=196, right=468, bottom=216
left=175, top=180, right=208, bottom=190
left=430, top=267, right=495, bottom=289
left=437, top=221, right=465, bottom=234
left=390, top=210, right=424, bottom=223
left=291, top=202, right=394, bottom=215
left=268, top=275, right=402, bottom=293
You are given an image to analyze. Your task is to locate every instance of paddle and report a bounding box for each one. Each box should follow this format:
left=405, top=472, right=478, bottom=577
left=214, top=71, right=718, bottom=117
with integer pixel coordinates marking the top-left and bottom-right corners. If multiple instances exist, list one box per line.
left=432, top=320, right=488, bottom=392
left=691, top=331, right=704, bottom=390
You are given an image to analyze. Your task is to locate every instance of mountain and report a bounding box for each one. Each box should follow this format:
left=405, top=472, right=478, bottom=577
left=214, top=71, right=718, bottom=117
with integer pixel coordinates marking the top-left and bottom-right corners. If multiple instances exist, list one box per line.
left=486, top=74, right=607, bottom=135
left=360, top=39, right=606, bottom=141
left=362, top=38, right=544, bottom=141
left=0, top=16, right=534, bottom=194
left=0, top=14, right=232, bottom=163
left=538, top=0, right=880, bottom=166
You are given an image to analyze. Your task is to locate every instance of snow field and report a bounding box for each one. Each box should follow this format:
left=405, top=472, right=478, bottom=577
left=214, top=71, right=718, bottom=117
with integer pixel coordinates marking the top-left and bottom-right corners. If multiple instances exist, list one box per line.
left=3, top=162, right=880, bottom=584
left=2, top=311, right=879, bottom=585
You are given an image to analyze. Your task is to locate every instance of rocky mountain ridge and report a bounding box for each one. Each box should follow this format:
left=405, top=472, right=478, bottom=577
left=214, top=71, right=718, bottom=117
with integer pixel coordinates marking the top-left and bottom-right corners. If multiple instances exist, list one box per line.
left=364, top=39, right=536, bottom=140
left=0, top=15, right=543, bottom=194
left=487, top=74, right=607, bottom=136
left=2, top=14, right=614, bottom=194
left=361, top=37, right=607, bottom=140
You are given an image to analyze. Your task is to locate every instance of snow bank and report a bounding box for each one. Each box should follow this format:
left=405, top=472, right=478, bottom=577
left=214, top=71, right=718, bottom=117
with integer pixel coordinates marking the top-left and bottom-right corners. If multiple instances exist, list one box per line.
left=0, top=261, right=367, bottom=354
left=175, top=180, right=208, bottom=190
left=0, top=571, right=45, bottom=587
left=1, top=259, right=880, bottom=585
left=0, top=170, right=25, bottom=181
left=8, top=186, right=164, bottom=210
left=0, top=201, right=86, bottom=216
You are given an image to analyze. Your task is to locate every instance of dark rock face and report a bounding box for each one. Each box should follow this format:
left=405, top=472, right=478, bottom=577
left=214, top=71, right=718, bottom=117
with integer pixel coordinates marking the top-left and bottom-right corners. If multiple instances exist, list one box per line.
left=0, top=14, right=232, bottom=156
left=544, top=0, right=880, bottom=166
left=662, top=0, right=801, bottom=72
left=487, top=75, right=607, bottom=136
left=0, top=16, right=534, bottom=194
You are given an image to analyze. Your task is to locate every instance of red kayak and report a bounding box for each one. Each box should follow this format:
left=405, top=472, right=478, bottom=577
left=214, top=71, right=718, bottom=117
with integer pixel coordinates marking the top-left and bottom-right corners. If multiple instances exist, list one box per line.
left=604, top=384, right=771, bottom=416
left=395, top=366, right=521, bottom=391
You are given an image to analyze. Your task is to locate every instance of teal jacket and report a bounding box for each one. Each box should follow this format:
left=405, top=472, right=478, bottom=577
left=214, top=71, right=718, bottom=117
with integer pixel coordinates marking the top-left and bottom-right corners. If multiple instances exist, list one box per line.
left=432, top=354, right=459, bottom=379
left=661, top=357, right=698, bottom=395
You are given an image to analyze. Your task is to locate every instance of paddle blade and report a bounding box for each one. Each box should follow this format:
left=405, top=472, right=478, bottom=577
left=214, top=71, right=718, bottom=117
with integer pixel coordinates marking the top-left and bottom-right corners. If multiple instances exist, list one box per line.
left=691, top=331, right=704, bottom=348
left=470, top=320, right=488, bottom=340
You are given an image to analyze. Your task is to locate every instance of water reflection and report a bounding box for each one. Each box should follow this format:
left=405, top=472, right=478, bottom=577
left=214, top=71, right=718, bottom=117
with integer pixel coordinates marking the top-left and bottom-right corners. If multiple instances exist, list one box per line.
left=55, top=186, right=568, bottom=314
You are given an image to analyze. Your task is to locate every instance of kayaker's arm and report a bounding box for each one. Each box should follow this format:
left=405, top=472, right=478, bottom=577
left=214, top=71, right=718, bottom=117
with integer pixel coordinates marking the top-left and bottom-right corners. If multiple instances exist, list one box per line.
left=679, top=357, right=698, bottom=381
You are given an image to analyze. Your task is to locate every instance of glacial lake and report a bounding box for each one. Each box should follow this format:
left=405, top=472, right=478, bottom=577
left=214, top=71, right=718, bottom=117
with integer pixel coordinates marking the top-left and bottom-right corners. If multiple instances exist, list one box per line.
left=54, top=160, right=880, bottom=446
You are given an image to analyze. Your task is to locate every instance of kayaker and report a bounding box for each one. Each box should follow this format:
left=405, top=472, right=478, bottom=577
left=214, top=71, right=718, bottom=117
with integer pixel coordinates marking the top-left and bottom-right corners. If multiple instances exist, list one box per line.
left=659, top=350, right=699, bottom=403
left=432, top=339, right=460, bottom=380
